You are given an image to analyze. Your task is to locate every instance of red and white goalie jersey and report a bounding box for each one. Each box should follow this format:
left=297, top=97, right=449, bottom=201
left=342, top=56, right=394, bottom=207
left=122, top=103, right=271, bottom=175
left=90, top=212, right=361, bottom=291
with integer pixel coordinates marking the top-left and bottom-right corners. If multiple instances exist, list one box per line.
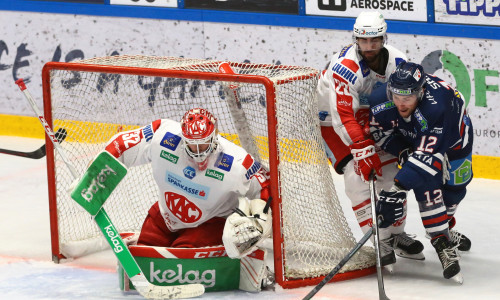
left=104, top=119, right=270, bottom=232
left=317, top=44, right=407, bottom=173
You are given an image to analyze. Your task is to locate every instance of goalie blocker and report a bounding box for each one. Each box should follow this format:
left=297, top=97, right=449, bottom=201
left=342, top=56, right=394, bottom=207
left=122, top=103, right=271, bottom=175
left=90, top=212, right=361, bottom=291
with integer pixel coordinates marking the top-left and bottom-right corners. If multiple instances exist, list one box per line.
left=70, top=151, right=128, bottom=216
left=118, top=236, right=269, bottom=293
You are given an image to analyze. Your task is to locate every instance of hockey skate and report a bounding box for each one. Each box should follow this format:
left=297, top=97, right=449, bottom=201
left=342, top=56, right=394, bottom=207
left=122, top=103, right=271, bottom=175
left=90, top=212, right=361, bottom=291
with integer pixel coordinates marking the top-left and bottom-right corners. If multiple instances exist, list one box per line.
left=379, top=236, right=396, bottom=273
left=450, top=229, right=471, bottom=251
left=261, top=266, right=275, bottom=291
left=393, top=232, right=425, bottom=260
left=431, top=235, right=463, bottom=284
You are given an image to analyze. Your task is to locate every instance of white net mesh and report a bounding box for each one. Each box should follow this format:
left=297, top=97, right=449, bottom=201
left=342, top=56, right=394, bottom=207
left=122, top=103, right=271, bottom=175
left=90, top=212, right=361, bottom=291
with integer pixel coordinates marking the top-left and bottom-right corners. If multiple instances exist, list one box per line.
left=45, top=55, right=374, bottom=285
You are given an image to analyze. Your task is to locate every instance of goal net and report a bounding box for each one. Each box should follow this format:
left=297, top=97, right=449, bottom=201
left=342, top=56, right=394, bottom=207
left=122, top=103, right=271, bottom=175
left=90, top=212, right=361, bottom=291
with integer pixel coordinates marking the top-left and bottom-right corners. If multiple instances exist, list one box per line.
left=42, top=55, right=375, bottom=288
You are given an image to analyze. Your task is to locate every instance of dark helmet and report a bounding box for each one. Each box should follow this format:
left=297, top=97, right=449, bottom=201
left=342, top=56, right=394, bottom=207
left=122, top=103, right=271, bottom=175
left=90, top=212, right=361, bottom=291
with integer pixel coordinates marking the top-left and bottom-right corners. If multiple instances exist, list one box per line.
left=387, top=61, right=425, bottom=100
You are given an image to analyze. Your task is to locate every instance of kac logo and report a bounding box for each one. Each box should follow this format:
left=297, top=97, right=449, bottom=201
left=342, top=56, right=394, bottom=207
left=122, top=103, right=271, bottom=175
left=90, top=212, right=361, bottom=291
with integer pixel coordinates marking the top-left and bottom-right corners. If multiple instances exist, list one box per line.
left=164, top=192, right=202, bottom=223
left=183, top=166, right=196, bottom=179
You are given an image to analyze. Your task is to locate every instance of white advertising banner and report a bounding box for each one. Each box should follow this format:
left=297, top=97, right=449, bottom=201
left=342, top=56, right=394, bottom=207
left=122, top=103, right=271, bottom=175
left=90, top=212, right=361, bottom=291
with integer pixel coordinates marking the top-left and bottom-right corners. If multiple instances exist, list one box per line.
left=0, top=11, right=499, bottom=156
left=110, top=0, right=177, bottom=7
left=305, top=0, right=427, bottom=21
left=434, top=0, right=500, bottom=26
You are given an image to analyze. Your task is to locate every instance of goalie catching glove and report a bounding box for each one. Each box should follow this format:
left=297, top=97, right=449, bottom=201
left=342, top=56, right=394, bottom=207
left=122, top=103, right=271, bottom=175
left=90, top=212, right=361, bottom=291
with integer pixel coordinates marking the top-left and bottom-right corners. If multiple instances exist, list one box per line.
left=223, top=197, right=272, bottom=259
left=349, top=139, right=382, bottom=183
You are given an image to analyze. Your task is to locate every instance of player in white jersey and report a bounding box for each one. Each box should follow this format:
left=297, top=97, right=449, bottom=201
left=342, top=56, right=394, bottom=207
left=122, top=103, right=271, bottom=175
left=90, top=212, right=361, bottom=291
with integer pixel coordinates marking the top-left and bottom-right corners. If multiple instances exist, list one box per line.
left=317, top=11, right=423, bottom=267
left=103, top=108, right=273, bottom=291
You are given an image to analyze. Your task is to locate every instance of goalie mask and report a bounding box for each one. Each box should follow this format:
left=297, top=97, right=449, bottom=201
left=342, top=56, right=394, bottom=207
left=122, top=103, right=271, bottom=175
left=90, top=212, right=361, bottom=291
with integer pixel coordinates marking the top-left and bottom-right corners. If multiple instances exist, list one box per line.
left=180, top=108, right=218, bottom=171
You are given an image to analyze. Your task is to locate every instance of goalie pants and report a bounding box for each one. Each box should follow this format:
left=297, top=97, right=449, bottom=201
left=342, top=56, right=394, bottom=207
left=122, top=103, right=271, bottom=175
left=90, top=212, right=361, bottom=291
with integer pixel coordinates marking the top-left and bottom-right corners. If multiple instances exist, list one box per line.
left=138, top=202, right=226, bottom=247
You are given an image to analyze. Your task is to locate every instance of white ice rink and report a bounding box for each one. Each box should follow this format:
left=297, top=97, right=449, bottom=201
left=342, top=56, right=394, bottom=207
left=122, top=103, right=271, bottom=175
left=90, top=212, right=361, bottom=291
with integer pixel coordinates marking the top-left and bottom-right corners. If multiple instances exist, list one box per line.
left=1, top=136, right=499, bottom=300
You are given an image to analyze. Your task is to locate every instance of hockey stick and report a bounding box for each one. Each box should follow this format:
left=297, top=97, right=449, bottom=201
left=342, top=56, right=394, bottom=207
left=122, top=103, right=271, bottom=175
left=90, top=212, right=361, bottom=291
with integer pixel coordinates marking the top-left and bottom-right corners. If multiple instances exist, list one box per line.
left=0, top=128, right=67, bottom=159
left=15, top=78, right=204, bottom=299
left=302, top=226, right=373, bottom=300
left=369, top=173, right=391, bottom=300
left=218, top=62, right=261, bottom=161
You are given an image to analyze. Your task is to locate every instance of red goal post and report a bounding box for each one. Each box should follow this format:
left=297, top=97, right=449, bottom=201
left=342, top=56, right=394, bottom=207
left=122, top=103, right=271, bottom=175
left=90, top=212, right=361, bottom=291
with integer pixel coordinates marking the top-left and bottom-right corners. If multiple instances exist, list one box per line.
left=41, top=55, right=375, bottom=289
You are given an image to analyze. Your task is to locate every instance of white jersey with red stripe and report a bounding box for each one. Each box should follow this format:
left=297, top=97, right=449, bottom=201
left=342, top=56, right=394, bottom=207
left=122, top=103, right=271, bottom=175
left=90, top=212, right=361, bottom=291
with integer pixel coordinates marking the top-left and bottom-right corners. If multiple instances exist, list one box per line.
left=104, top=119, right=270, bottom=232
left=317, top=43, right=407, bottom=145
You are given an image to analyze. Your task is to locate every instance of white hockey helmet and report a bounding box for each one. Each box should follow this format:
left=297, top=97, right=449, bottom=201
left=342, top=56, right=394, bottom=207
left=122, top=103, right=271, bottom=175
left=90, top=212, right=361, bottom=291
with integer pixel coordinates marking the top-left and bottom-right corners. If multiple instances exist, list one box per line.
left=352, top=11, right=387, bottom=41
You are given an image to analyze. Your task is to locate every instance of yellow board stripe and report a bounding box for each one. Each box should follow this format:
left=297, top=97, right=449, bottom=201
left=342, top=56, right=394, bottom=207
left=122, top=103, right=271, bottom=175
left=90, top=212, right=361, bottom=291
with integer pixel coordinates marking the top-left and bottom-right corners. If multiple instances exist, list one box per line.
left=0, top=114, right=46, bottom=138
left=472, top=155, right=500, bottom=180
left=1, top=113, right=498, bottom=179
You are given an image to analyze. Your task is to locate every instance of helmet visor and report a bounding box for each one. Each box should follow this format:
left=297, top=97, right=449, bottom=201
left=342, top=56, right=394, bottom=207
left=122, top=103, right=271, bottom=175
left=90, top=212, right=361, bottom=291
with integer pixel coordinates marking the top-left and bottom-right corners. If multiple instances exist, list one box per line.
left=355, top=36, right=385, bottom=52
left=387, top=82, right=422, bottom=101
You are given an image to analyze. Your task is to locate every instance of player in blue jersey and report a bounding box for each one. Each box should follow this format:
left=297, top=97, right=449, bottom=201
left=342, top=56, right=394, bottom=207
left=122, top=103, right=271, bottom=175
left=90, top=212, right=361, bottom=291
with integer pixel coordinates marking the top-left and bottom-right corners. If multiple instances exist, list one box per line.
left=368, top=62, right=473, bottom=283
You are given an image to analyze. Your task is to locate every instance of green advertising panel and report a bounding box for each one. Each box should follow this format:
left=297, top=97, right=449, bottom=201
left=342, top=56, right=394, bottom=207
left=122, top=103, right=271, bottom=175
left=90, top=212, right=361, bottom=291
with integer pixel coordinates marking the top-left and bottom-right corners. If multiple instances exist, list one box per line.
left=119, top=255, right=240, bottom=292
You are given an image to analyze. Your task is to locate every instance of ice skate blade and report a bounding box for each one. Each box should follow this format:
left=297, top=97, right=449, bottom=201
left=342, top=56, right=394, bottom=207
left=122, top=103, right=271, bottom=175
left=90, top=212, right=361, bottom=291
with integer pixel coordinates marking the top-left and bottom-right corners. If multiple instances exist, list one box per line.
left=383, top=263, right=395, bottom=273
left=395, top=249, right=425, bottom=260
left=450, top=272, right=464, bottom=284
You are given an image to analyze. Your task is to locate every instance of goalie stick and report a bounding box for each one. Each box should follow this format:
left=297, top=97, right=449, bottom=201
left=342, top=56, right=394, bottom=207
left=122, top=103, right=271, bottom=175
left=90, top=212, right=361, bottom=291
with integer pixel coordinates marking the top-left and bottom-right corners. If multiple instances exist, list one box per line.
left=218, top=62, right=260, bottom=161
left=15, top=78, right=204, bottom=300
left=0, top=128, right=67, bottom=159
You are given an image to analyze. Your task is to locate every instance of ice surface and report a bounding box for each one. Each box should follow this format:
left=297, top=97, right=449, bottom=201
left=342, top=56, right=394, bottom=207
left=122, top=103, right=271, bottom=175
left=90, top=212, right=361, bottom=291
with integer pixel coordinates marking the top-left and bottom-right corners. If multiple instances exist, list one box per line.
left=1, top=136, right=499, bottom=299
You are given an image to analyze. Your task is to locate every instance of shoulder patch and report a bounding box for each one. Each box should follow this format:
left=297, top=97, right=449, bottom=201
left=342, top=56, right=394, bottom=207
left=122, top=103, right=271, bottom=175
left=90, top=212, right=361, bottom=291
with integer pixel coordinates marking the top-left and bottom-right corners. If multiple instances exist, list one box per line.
left=215, top=152, right=234, bottom=172
left=242, top=154, right=254, bottom=170
left=332, top=62, right=358, bottom=85
left=341, top=59, right=360, bottom=73
left=338, top=44, right=353, bottom=58
left=142, top=124, right=154, bottom=142
left=160, top=132, right=181, bottom=151
left=245, top=160, right=262, bottom=180
left=414, top=108, right=429, bottom=132
left=152, top=119, right=162, bottom=131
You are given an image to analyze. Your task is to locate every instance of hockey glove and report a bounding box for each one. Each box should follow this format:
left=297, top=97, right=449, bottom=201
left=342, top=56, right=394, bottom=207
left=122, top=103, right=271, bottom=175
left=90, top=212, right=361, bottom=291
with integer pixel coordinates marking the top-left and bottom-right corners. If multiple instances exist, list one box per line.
left=349, top=139, right=382, bottom=183
left=398, top=148, right=412, bottom=167
left=223, top=197, right=272, bottom=259
left=376, top=189, right=407, bottom=228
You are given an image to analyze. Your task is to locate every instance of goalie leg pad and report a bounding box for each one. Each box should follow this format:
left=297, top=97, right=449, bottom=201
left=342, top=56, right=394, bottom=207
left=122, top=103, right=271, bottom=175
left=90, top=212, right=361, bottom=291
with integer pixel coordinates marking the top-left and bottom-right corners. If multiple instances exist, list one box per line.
left=239, top=248, right=269, bottom=292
